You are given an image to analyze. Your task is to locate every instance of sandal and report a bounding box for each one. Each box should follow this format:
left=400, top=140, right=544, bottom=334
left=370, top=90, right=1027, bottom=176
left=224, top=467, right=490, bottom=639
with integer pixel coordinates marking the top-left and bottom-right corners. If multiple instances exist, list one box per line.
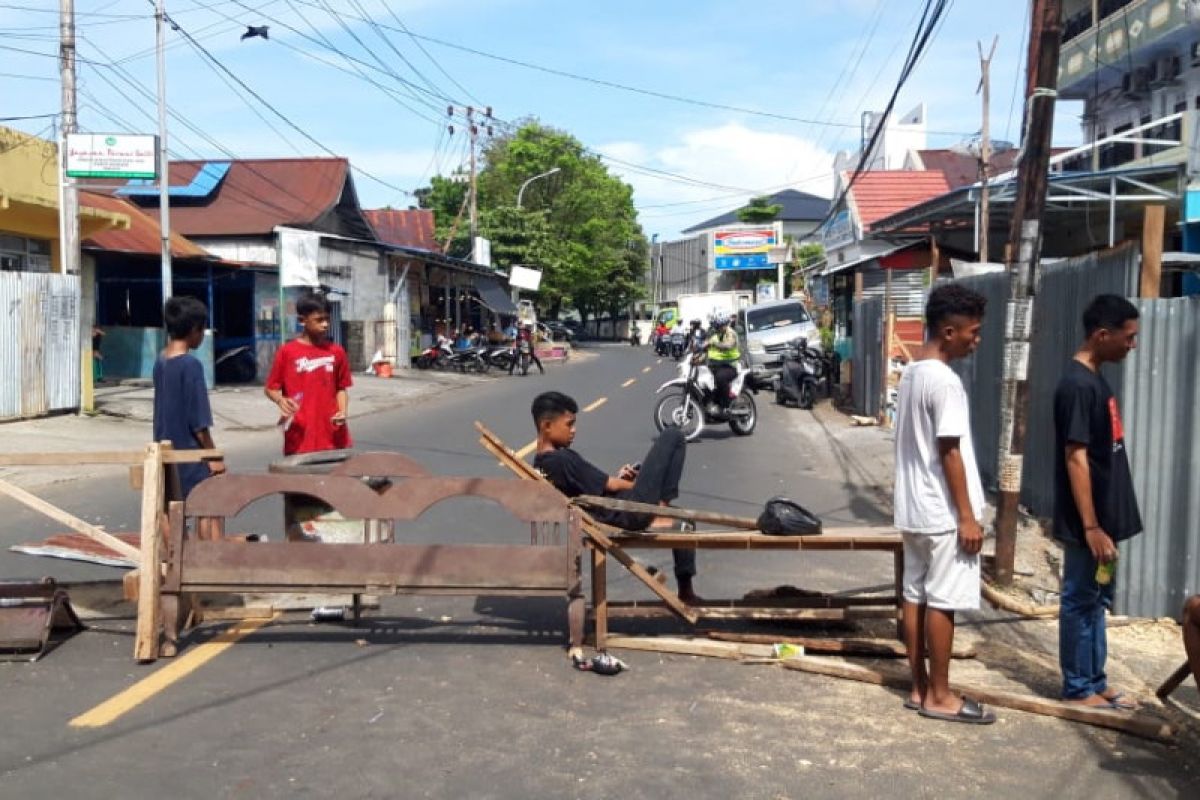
left=918, top=696, right=997, bottom=725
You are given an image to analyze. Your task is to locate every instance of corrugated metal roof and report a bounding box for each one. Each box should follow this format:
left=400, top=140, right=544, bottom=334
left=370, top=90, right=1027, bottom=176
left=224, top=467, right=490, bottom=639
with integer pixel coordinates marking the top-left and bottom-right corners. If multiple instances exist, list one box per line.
left=914, top=149, right=1020, bottom=189
left=364, top=208, right=436, bottom=250
left=81, top=191, right=211, bottom=259
left=848, top=171, right=951, bottom=230
left=99, top=158, right=353, bottom=237
left=680, top=189, right=831, bottom=233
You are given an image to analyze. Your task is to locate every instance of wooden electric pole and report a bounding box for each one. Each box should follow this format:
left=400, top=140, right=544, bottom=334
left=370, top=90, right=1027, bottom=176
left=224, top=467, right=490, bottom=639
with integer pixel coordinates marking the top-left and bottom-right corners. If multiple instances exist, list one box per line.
left=993, top=0, right=1063, bottom=585
left=977, top=36, right=998, bottom=263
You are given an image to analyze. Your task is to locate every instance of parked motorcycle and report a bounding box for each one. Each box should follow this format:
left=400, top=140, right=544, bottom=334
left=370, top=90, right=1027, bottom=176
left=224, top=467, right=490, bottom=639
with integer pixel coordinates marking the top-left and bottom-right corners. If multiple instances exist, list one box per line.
left=486, top=345, right=514, bottom=371
left=415, top=337, right=453, bottom=370
left=447, top=344, right=490, bottom=373
left=777, top=338, right=823, bottom=410
left=653, top=355, right=757, bottom=441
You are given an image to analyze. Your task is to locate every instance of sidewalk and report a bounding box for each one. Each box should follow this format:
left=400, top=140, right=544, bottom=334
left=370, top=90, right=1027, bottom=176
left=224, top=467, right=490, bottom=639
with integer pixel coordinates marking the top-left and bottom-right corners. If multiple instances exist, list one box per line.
left=0, top=369, right=486, bottom=490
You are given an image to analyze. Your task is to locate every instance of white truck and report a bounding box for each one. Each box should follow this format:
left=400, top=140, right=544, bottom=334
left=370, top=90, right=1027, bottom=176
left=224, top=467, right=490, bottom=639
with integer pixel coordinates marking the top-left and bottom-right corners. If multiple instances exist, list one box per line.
left=662, top=291, right=754, bottom=329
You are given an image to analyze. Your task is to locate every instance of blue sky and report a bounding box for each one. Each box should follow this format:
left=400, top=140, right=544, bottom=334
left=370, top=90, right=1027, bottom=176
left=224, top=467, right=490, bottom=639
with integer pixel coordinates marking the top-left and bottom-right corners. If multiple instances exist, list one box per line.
left=1, top=1, right=1083, bottom=238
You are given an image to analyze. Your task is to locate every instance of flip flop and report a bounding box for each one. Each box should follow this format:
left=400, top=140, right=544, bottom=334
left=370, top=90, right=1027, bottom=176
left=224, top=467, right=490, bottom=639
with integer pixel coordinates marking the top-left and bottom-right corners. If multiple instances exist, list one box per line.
left=918, top=696, right=997, bottom=725
left=1103, top=692, right=1139, bottom=711
left=903, top=698, right=921, bottom=711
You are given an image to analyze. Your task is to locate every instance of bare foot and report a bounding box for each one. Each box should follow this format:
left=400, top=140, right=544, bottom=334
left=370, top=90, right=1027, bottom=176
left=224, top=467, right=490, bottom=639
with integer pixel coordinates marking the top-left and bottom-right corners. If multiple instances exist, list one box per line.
left=1063, top=694, right=1116, bottom=708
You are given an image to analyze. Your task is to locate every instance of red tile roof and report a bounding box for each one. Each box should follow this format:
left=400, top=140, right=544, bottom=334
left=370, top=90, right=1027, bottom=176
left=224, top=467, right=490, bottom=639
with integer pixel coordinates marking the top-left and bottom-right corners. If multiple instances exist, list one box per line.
left=81, top=191, right=211, bottom=258
left=120, top=158, right=353, bottom=237
left=848, top=171, right=951, bottom=230
left=364, top=208, right=436, bottom=250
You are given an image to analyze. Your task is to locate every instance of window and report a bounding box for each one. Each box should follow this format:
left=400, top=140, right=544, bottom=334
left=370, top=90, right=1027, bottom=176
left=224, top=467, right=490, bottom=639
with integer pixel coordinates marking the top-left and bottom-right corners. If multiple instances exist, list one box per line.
left=744, top=302, right=811, bottom=333
left=0, top=233, right=52, bottom=272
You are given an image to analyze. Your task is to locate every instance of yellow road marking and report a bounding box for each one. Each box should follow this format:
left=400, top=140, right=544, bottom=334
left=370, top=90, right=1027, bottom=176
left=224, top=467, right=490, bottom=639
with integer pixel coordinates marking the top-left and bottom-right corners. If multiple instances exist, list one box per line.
left=621, top=379, right=636, bottom=388
left=69, top=615, right=276, bottom=728
left=642, top=366, right=652, bottom=373
left=583, top=397, right=607, bottom=413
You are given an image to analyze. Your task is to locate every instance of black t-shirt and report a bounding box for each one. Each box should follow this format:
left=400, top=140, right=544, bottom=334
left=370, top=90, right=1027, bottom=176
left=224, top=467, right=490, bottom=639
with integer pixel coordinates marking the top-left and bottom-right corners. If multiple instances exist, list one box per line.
left=533, top=448, right=618, bottom=524
left=1052, top=359, right=1142, bottom=545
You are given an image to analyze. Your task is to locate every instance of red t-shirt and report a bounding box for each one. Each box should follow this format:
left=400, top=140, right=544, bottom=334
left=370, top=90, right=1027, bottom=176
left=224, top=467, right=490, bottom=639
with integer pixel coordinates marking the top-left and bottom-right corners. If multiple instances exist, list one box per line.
left=266, top=339, right=353, bottom=455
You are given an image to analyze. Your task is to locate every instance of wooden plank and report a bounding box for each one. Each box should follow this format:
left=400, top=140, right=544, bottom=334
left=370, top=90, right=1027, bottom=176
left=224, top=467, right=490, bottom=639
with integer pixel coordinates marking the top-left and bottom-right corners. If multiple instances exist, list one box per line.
left=606, top=532, right=901, bottom=550
left=178, top=541, right=570, bottom=591
left=601, top=604, right=895, bottom=621
left=573, top=495, right=760, bottom=530
left=592, top=546, right=608, bottom=651
left=475, top=422, right=699, bottom=624
left=0, top=448, right=221, bottom=467
left=134, top=443, right=165, bottom=662
left=606, top=635, right=773, bottom=660
left=1140, top=203, right=1164, bottom=299
left=606, top=595, right=895, bottom=610
left=779, top=657, right=1174, bottom=742
left=706, top=631, right=976, bottom=659
left=981, top=582, right=1057, bottom=618
left=0, top=477, right=141, bottom=561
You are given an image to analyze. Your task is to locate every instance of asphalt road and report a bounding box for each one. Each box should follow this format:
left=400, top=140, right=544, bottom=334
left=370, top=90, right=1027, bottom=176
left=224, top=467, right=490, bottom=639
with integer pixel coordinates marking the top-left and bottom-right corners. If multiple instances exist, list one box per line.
left=1, top=345, right=1195, bottom=799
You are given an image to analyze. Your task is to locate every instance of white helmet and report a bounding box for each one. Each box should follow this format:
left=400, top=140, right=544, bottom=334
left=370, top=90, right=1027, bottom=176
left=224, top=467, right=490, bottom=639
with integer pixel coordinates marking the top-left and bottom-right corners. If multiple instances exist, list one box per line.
left=709, top=312, right=730, bottom=328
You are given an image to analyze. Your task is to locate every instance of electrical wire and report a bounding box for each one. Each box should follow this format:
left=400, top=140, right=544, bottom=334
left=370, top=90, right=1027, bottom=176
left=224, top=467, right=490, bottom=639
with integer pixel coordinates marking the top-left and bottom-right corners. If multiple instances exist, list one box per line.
left=378, top=0, right=483, bottom=107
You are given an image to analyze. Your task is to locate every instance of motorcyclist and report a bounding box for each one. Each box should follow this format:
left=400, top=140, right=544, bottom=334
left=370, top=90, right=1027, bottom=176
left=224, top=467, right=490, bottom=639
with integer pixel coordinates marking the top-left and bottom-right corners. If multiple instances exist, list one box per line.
left=705, top=313, right=741, bottom=409
left=509, top=322, right=545, bottom=375
left=688, top=319, right=705, bottom=354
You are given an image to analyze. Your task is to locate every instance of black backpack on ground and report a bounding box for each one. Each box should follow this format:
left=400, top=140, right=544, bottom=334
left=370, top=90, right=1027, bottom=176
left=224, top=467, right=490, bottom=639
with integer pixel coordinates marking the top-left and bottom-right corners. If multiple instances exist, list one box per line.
left=756, top=497, right=822, bottom=536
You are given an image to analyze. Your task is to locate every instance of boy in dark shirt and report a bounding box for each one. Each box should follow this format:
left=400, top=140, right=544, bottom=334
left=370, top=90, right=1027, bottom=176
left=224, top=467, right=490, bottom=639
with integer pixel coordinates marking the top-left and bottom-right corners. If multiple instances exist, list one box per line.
left=153, top=296, right=224, bottom=498
left=265, top=292, right=353, bottom=456
left=531, top=391, right=700, bottom=603
left=1053, top=294, right=1142, bottom=708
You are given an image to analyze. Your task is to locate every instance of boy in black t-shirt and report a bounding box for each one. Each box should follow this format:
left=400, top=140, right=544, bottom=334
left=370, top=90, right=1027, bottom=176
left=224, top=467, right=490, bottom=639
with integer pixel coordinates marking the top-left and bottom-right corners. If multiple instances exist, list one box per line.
left=1053, top=294, right=1142, bottom=709
left=530, top=391, right=700, bottom=603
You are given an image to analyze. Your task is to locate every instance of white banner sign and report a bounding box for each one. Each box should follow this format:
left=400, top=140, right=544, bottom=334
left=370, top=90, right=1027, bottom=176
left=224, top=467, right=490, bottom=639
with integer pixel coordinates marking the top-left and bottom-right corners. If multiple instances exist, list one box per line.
left=65, top=133, right=157, bottom=179
left=508, top=264, right=543, bottom=291
left=279, top=228, right=321, bottom=287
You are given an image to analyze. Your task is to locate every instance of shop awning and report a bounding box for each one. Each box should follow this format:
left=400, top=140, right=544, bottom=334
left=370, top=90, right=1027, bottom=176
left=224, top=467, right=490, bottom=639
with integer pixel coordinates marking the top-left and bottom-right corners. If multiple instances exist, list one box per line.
left=475, top=277, right=518, bottom=313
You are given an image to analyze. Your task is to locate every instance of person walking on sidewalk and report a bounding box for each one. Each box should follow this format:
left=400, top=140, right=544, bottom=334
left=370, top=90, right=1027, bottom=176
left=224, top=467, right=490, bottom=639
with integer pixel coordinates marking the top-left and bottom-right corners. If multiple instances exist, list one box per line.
left=153, top=296, right=225, bottom=498
left=264, top=292, right=353, bottom=456
left=893, top=283, right=995, bottom=725
left=531, top=391, right=701, bottom=604
left=1054, top=294, right=1142, bottom=709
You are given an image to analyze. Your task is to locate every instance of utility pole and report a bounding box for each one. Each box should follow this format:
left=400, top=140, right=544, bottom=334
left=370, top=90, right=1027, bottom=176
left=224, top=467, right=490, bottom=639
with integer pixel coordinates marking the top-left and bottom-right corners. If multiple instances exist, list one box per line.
left=467, top=106, right=478, bottom=260
left=58, top=0, right=79, bottom=277
left=977, top=36, right=998, bottom=263
left=993, top=0, right=1063, bottom=585
left=156, top=0, right=173, bottom=303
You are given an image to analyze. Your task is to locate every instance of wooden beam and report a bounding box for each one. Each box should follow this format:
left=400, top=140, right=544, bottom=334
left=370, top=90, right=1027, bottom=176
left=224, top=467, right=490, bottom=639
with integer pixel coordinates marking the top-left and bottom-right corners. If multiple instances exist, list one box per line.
left=706, top=631, right=975, bottom=659
left=573, top=495, right=760, bottom=530
left=606, top=531, right=901, bottom=551
left=605, top=635, right=772, bottom=660
left=981, top=582, right=1058, bottom=618
left=0, top=476, right=140, bottom=561
left=1140, top=203, right=1164, bottom=299
left=601, top=604, right=895, bottom=621
left=134, top=443, right=166, bottom=662
left=0, top=448, right=221, bottom=467
left=779, top=656, right=1174, bottom=742
left=1155, top=661, right=1192, bottom=701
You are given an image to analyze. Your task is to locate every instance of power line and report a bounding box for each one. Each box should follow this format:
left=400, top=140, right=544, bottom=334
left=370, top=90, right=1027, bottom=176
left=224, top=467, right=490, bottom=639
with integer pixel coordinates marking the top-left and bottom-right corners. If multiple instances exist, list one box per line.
left=378, top=0, right=482, bottom=107
left=296, top=0, right=976, bottom=137
left=0, top=112, right=58, bottom=121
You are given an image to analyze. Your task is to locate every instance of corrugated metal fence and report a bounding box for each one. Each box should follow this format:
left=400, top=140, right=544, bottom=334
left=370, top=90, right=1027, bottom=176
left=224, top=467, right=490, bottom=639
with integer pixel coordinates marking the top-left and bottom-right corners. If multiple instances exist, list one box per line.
left=1116, top=297, right=1200, bottom=618
left=851, top=295, right=883, bottom=418
left=946, top=243, right=1139, bottom=514
left=0, top=271, right=81, bottom=420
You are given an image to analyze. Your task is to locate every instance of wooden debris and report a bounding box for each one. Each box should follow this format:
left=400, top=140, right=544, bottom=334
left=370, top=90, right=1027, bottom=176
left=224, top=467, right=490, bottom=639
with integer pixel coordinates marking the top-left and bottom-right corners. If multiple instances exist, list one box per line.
left=850, top=415, right=878, bottom=427
left=605, top=635, right=772, bottom=660
left=706, top=631, right=975, bottom=659
left=1156, top=661, right=1192, bottom=701
left=779, top=655, right=1174, bottom=742
left=0, top=477, right=141, bottom=562
left=981, top=581, right=1058, bottom=618
left=573, top=495, right=759, bottom=530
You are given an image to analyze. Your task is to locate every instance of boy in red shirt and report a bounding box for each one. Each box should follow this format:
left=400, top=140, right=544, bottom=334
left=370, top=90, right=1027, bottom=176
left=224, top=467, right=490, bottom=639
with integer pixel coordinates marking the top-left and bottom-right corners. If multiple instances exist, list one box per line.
left=264, top=292, right=352, bottom=455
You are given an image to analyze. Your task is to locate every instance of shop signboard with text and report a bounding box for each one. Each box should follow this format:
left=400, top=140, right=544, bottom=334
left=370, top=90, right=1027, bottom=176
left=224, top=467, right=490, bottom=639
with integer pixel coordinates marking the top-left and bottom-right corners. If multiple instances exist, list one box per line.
left=65, top=133, right=157, bottom=179
left=711, top=224, right=780, bottom=271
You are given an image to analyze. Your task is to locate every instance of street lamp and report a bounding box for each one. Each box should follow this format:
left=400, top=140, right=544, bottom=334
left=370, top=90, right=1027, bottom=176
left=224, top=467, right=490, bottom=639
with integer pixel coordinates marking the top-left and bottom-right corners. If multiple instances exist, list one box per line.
left=516, top=166, right=561, bottom=209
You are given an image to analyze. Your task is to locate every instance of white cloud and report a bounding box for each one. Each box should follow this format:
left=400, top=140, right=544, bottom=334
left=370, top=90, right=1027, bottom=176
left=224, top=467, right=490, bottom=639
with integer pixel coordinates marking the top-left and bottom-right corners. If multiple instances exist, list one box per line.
left=597, top=122, right=835, bottom=236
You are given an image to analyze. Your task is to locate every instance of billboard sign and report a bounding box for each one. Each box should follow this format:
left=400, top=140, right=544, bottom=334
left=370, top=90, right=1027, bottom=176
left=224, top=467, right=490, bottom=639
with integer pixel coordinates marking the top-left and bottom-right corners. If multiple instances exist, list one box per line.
left=712, top=225, right=779, bottom=271
left=65, top=133, right=157, bottom=179
left=509, top=264, right=543, bottom=291
left=819, top=209, right=854, bottom=250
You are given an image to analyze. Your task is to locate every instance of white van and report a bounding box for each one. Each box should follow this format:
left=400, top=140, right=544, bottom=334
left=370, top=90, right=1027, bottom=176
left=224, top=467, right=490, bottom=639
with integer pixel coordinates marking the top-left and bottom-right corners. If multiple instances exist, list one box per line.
left=736, top=299, right=820, bottom=382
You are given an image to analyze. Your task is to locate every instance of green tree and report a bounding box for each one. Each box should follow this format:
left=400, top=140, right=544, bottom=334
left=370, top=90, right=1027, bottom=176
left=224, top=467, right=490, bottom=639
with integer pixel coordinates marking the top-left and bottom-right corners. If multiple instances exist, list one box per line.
left=736, top=195, right=783, bottom=224
left=414, top=174, right=469, bottom=256
left=416, top=120, right=647, bottom=326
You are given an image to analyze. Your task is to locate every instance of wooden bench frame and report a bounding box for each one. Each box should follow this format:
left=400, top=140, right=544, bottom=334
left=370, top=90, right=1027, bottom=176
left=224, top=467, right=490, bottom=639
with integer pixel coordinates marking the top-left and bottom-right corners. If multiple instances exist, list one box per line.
left=147, top=453, right=584, bottom=662
left=475, top=422, right=904, bottom=651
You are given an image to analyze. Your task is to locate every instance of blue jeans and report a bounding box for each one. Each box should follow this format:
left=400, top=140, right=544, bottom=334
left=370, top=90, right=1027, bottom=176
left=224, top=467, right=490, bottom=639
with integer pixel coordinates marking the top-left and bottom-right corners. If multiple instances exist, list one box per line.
left=1059, top=540, right=1114, bottom=699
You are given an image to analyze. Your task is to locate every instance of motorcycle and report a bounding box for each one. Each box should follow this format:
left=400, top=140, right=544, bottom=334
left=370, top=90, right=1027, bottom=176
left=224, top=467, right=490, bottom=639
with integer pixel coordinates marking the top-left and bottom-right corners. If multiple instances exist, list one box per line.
left=653, top=355, right=757, bottom=441
left=777, top=338, right=823, bottom=410
left=629, top=325, right=640, bottom=346
left=214, top=344, right=256, bottom=383
left=653, top=332, right=670, bottom=357
left=448, top=344, right=490, bottom=373
left=486, top=345, right=514, bottom=371
left=514, top=338, right=534, bottom=376
left=668, top=330, right=688, bottom=361
left=415, top=337, right=454, bottom=370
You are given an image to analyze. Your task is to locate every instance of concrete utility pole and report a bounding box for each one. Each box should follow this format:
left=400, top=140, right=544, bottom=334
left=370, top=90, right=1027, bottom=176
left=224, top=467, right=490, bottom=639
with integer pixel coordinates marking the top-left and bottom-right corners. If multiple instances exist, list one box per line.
left=156, top=0, right=173, bottom=302
left=467, top=107, right=479, bottom=261
left=993, top=0, right=1063, bottom=585
left=58, top=0, right=79, bottom=277
left=977, top=36, right=998, bottom=263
